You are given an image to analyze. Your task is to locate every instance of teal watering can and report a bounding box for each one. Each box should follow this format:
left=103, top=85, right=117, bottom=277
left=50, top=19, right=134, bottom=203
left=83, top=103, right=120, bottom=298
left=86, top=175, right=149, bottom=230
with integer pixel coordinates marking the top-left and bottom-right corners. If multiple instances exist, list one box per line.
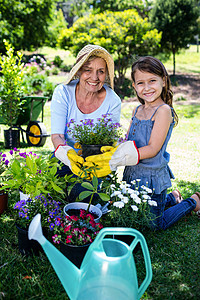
left=28, top=214, right=152, bottom=300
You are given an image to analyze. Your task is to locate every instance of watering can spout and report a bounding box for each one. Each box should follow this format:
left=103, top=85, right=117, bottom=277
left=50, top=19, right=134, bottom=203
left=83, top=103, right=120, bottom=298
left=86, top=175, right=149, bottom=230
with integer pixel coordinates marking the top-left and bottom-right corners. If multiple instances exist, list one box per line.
left=28, top=214, right=80, bottom=299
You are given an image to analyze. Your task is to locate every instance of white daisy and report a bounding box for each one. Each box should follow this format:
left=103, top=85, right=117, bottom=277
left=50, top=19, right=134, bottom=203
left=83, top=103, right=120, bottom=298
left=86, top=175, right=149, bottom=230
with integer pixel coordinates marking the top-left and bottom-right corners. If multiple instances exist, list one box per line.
left=131, top=205, right=138, bottom=211
left=113, top=201, right=125, bottom=208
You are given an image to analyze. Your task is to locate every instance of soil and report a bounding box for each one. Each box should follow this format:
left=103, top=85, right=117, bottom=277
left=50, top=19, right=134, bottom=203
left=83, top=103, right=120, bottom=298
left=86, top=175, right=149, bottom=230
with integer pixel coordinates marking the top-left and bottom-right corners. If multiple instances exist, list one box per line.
left=122, top=73, right=200, bottom=105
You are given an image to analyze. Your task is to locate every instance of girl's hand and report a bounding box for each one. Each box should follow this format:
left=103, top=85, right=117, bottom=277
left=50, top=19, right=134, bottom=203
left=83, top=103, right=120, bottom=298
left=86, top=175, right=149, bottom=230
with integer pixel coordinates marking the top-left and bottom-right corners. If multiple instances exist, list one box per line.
left=83, top=141, right=140, bottom=177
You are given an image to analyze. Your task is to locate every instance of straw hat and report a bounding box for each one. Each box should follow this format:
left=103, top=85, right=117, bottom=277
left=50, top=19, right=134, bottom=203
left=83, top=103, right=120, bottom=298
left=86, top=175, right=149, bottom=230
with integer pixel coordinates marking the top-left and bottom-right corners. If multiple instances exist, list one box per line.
left=65, top=44, right=114, bottom=89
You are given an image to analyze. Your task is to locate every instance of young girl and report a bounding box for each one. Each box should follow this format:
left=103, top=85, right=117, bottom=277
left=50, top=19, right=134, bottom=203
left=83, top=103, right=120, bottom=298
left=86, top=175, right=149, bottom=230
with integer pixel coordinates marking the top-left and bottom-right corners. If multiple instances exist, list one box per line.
left=85, top=56, right=200, bottom=230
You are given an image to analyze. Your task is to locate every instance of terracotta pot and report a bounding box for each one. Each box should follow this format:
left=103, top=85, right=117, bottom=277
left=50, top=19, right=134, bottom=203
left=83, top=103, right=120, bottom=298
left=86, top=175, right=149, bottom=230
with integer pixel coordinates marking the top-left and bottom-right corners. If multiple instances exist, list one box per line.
left=0, top=192, right=8, bottom=215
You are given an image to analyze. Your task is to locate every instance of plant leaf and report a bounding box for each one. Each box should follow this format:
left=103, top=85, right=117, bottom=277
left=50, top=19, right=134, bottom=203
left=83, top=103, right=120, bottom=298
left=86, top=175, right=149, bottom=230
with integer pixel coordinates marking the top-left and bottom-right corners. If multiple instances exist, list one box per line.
left=99, top=193, right=110, bottom=201
left=79, top=191, right=93, bottom=200
left=92, top=176, right=98, bottom=189
left=81, top=182, right=94, bottom=191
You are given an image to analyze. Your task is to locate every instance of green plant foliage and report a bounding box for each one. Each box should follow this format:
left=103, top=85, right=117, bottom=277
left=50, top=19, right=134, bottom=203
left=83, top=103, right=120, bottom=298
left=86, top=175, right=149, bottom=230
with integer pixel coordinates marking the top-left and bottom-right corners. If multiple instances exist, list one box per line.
left=53, top=55, right=63, bottom=68
left=70, top=0, right=152, bottom=18
left=151, top=0, right=199, bottom=75
left=0, top=40, right=26, bottom=128
left=0, top=0, right=55, bottom=52
left=46, top=8, right=67, bottom=48
left=0, top=150, right=66, bottom=200
left=57, top=9, right=161, bottom=87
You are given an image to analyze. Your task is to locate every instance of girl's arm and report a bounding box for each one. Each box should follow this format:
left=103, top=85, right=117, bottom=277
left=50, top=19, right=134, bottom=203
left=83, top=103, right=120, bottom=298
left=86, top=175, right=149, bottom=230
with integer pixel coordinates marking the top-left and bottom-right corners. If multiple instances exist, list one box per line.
left=138, top=105, right=172, bottom=160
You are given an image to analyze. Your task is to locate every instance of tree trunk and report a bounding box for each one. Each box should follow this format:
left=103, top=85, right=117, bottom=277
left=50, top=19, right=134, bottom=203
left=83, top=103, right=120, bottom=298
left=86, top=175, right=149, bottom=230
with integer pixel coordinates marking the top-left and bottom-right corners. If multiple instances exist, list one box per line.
left=173, top=51, right=176, bottom=76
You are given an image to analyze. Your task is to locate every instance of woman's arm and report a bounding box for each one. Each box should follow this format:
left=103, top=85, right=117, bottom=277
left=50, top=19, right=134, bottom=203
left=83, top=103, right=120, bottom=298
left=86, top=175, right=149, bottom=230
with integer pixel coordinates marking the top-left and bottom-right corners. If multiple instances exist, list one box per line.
left=138, top=105, right=172, bottom=160
left=51, top=134, right=66, bottom=149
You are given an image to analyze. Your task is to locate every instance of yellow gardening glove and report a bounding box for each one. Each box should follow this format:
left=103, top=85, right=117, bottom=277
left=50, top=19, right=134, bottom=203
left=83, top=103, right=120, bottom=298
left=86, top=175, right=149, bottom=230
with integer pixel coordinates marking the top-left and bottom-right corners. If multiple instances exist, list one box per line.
left=74, top=142, right=82, bottom=156
left=83, top=146, right=118, bottom=177
left=55, top=145, right=84, bottom=176
left=67, top=149, right=84, bottom=176
left=84, top=141, right=140, bottom=178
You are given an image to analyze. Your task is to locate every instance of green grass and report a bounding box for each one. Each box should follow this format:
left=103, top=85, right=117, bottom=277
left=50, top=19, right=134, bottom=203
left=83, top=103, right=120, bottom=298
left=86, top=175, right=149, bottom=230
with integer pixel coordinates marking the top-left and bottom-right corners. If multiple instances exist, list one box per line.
left=0, top=102, right=199, bottom=299
left=163, top=45, right=200, bottom=74
left=0, top=45, right=200, bottom=298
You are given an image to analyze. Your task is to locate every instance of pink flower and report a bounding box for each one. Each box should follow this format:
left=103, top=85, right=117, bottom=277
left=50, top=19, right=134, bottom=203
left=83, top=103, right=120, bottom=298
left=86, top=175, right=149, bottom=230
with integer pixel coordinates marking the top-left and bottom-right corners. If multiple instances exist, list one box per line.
left=64, top=225, right=72, bottom=233
left=70, top=215, right=79, bottom=221
left=66, top=235, right=73, bottom=244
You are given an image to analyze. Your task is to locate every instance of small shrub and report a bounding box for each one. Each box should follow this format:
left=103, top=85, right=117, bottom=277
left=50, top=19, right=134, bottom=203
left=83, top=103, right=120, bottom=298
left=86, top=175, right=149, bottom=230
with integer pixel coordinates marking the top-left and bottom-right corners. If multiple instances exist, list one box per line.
left=60, top=64, right=73, bottom=73
left=51, top=67, right=59, bottom=75
left=115, top=78, right=134, bottom=99
left=53, top=55, right=63, bottom=67
left=42, top=80, right=55, bottom=99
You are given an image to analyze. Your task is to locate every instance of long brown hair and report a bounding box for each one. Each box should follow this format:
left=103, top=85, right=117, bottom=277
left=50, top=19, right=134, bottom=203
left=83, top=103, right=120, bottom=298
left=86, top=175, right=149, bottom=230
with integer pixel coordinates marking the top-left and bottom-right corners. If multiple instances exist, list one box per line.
left=131, top=56, right=178, bottom=125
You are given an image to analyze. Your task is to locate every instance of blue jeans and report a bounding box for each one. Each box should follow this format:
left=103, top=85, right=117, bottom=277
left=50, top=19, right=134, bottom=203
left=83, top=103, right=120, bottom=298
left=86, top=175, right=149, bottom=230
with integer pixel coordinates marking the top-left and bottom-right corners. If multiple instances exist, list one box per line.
left=149, top=189, right=196, bottom=230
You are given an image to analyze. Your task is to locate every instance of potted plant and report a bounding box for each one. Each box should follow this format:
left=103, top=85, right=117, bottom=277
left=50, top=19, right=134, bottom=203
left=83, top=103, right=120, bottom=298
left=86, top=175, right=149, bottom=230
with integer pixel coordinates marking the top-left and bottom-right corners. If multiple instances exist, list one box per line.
left=13, top=194, right=62, bottom=256
left=0, top=151, right=10, bottom=214
left=64, top=164, right=113, bottom=219
left=105, top=179, right=157, bottom=233
left=66, top=114, right=124, bottom=158
left=52, top=209, right=103, bottom=267
left=0, top=148, right=66, bottom=201
left=0, top=40, right=26, bottom=148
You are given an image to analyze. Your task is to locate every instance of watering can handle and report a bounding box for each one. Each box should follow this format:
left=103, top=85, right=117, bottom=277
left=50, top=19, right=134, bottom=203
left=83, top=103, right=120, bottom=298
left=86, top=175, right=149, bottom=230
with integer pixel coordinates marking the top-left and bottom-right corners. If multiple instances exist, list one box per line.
left=92, top=227, right=152, bottom=299
left=129, top=230, right=153, bottom=299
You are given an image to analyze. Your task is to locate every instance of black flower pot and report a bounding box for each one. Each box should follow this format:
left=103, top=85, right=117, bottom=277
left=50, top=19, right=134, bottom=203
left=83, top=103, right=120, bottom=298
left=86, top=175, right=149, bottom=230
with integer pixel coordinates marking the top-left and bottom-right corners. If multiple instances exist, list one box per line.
left=15, top=224, right=48, bottom=256
left=81, top=144, right=104, bottom=159
left=4, top=128, right=20, bottom=149
left=60, top=241, right=90, bottom=268
left=0, top=192, right=8, bottom=215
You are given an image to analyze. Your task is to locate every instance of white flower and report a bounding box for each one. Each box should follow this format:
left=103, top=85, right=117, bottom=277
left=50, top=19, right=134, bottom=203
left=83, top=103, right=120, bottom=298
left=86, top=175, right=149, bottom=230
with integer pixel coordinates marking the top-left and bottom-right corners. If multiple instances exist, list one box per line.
left=136, top=179, right=141, bottom=182
left=134, top=196, right=141, bottom=204
left=141, top=185, right=152, bottom=194
left=111, top=191, right=122, bottom=197
left=131, top=205, right=138, bottom=211
left=131, top=180, right=136, bottom=185
left=148, top=200, right=157, bottom=206
left=113, top=201, right=125, bottom=208
left=127, top=188, right=136, bottom=195
left=130, top=190, right=140, bottom=196
left=121, top=196, right=129, bottom=204
left=110, top=184, right=116, bottom=190
left=142, top=194, right=151, bottom=200
left=130, top=193, right=138, bottom=200
left=121, top=187, right=127, bottom=194
left=140, top=191, right=148, bottom=195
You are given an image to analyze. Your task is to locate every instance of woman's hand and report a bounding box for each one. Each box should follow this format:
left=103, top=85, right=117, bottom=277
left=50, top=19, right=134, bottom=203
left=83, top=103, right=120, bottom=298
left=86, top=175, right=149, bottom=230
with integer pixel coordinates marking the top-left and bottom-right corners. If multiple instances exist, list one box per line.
left=55, top=145, right=84, bottom=176
left=83, top=141, right=139, bottom=177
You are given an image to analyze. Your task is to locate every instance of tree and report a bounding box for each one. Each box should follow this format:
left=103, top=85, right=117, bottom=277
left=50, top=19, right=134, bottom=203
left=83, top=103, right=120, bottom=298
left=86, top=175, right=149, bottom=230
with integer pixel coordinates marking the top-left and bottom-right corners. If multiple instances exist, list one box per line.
left=58, top=9, right=161, bottom=91
left=151, top=0, right=199, bottom=75
left=0, top=0, right=56, bottom=52
left=46, top=8, right=67, bottom=47
left=70, top=0, right=154, bottom=18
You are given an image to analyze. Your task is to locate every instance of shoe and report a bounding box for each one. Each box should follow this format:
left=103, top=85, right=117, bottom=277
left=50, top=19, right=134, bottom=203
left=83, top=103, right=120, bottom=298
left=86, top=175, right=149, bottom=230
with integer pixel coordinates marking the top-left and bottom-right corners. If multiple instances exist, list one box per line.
left=171, top=189, right=183, bottom=204
left=194, top=192, right=200, bottom=217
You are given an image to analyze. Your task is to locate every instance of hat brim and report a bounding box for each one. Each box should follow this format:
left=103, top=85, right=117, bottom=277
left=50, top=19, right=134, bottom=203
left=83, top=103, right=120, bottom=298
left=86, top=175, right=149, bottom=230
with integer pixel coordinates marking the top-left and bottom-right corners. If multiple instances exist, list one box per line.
left=64, top=48, right=114, bottom=89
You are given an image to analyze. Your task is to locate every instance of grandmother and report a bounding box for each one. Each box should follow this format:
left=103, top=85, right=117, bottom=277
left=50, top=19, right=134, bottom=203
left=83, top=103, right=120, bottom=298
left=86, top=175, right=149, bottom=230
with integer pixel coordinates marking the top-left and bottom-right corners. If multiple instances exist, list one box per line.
left=51, top=44, right=121, bottom=177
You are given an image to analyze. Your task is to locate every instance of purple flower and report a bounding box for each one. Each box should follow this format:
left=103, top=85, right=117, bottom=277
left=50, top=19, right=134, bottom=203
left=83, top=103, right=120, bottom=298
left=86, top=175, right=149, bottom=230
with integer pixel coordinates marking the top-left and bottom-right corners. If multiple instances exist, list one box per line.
left=49, top=223, right=55, bottom=231
left=4, top=160, right=9, bottom=166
